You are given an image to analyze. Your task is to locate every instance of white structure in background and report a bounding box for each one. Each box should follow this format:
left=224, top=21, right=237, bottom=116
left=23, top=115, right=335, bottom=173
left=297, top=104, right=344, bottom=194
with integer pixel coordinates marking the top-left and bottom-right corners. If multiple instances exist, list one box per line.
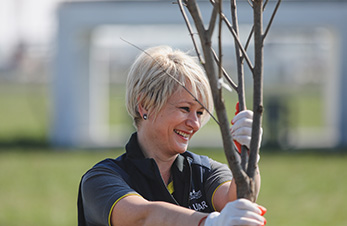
left=52, top=1, right=347, bottom=148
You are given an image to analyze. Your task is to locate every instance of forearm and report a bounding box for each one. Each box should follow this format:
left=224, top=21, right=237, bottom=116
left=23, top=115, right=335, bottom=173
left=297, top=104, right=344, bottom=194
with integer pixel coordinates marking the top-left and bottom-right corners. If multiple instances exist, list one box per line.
left=111, top=195, right=207, bottom=226
left=143, top=201, right=207, bottom=226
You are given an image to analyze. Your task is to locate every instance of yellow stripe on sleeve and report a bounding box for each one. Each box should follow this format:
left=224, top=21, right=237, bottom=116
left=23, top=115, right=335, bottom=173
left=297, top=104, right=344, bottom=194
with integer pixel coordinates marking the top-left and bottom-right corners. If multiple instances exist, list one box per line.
left=108, top=193, right=142, bottom=226
left=211, top=180, right=232, bottom=211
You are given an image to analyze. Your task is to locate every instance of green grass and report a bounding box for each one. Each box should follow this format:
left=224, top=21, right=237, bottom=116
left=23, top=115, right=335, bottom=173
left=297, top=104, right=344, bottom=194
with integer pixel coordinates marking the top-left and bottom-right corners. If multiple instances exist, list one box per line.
left=0, top=149, right=346, bottom=226
left=0, top=83, right=132, bottom=147
left=258, top=152, right=347, bottom=226
left=0, top=83, right=48, bottom=144
left=0, top=149, right=120, bottom=226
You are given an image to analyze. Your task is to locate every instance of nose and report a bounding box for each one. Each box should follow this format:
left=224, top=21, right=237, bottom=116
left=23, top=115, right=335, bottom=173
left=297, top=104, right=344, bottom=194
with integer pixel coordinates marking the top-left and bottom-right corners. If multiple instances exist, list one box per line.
left=186, top=112, right=201, bottom=132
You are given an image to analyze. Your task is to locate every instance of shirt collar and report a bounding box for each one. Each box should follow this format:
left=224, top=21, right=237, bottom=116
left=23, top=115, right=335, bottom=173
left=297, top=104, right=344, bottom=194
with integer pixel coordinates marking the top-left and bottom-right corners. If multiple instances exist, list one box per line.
left=125, top=132, right=186, bottom=173
left=125, top=132, right=146, bottom=159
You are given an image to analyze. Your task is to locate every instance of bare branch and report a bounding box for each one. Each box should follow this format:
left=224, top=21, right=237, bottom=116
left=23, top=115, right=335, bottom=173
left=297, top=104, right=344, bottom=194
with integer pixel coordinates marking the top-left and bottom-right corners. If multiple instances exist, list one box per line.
left=247, top=0, right=263, bottom=180
left=207, top=2, right=219, bottom=37
left=247, top=0, right=254, bottom=8
left=209, top=0, right=254, bottom=72
left=242, top=0, right=271, bottom=63
left=177, top=0, right=204, bottom=64
left=218, top=0, right=223, bottom=84
left=230, top=0, right=244, bottom=104
left=241, top=26, right=254, bottom=64
left=220, top=12, right=254, bottom=72
left=230, top=0, right=249, bottom=171
left=263, top=0, right=281, bottom=40
left=211, top=48, right=238, bottom=91
left=183, top=0, right=208, bottom=42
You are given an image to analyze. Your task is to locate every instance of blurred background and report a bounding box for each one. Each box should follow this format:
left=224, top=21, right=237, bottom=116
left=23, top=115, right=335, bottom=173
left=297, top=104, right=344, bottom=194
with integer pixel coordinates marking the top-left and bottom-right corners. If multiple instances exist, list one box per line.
left=0, top=0, right=346, bottom=225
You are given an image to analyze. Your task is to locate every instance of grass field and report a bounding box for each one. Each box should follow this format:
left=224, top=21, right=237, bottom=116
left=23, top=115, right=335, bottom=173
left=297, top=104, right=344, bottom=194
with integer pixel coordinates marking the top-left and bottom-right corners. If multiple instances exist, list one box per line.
left=0, top=149, right=346, bottom=226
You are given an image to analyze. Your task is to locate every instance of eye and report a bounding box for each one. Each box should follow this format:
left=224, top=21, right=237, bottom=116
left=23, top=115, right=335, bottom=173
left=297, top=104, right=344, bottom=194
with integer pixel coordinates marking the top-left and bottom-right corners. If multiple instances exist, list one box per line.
left=180, top=107, right=190, bottom=112
left=197, top=111, right=204, bottom=116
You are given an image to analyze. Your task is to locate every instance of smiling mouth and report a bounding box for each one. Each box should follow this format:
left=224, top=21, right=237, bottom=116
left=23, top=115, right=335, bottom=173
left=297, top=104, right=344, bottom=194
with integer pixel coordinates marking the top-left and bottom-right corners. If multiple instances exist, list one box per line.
left=174, top=129, right=189, bottom=139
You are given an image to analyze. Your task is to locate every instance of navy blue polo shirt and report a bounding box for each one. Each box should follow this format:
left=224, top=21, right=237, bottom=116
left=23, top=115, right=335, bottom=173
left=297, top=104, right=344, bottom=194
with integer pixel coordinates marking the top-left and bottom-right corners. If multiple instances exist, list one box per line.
left=78, top=133, right=232, bottom=226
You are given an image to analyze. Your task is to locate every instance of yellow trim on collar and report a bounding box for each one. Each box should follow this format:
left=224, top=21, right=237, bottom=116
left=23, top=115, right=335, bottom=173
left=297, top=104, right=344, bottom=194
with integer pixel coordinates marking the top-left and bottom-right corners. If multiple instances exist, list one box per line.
left=167, top=181, right=174, bottom=194
left=108, top=193, right=142, bottom=226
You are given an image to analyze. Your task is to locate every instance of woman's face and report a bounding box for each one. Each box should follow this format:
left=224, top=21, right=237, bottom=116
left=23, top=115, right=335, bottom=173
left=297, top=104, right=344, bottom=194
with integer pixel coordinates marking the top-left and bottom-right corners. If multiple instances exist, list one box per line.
left=142, top=86, right=205, bottom=157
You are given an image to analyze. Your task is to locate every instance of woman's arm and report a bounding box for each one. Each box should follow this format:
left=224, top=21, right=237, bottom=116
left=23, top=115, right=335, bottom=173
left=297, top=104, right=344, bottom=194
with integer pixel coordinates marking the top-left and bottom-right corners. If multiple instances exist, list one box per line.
left=111, top=195, right=208, bottom=226
left=111, top=194, right=265, bottom=226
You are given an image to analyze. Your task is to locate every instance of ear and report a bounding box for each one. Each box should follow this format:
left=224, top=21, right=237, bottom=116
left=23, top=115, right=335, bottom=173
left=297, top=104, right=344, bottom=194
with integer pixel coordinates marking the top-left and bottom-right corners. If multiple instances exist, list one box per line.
left=138, top=104, right=147, bottom=117
left=137, top=96, right=147, bottom=118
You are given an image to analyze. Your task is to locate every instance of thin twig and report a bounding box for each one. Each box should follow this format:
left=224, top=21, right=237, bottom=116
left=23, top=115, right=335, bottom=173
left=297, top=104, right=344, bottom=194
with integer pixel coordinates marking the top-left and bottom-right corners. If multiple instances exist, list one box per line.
left=243, top=26, right=254, bottom=58
left=218, top=0, right=223, bottom=83
left=263, top=0, right=281, bottom=40
left=209, top=0, right=253, bottom=73
left=221, top=12, right=254, bottom=72
left=207, top=2, right=219, bottom=38
left=247, top=0, right=253, bottom=8
left=230, top=0, right=249, bottom=170
left=177, top=0, right=204, bottom=64
left=211, top=48, right=238, bottom=91
left=242, top=0, right=270, bottom=63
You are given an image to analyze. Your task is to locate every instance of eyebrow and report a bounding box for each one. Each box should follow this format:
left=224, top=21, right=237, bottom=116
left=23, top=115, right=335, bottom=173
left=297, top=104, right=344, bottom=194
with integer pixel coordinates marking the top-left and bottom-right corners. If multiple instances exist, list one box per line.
left=179, top=100, right=205, bottom=110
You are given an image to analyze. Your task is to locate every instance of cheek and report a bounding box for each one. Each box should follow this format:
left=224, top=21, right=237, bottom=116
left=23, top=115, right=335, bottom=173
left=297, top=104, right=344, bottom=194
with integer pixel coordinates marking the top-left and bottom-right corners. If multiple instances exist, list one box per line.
left=155, top=114, right=176, bottom=130
left=159, top=110, right=184, bottom=123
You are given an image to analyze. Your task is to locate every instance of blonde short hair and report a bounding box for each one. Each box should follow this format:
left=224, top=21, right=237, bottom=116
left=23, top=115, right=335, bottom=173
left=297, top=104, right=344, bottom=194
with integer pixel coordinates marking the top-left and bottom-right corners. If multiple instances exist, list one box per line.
left=126, top=46, right=213, bottom=128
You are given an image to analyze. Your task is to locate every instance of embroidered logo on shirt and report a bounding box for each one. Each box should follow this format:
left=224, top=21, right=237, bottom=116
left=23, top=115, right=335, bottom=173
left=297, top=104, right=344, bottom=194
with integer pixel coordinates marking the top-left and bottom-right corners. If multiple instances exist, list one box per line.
left=189, top=189, right=202, bottom=200
left=189, top=201, right=209, bottom=211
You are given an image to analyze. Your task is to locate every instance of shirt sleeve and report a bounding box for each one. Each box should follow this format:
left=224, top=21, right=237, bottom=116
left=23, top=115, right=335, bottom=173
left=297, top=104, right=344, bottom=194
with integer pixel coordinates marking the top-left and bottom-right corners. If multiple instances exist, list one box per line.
left=204, top=158, right=233, bottom=210
left=80, top=165, right=140, bottom=226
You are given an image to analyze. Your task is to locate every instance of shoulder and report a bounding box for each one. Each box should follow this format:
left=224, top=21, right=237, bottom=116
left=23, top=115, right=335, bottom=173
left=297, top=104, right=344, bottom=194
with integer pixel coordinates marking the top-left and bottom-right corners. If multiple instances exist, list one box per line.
left=80, top=153, right=137, bottom=204
left=78, top=154, right=139, bottom=226
left=183, top=151, right=211, bottom=169
left=183, top=151, right=231, bottom=176
left=82, top=154, right=129, bottom=182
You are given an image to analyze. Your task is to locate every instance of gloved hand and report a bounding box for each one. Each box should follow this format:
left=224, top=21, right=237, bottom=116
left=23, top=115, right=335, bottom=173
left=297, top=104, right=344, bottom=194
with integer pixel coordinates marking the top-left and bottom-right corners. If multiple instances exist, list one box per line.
left=231, top=104, right=263, bottom=150
left=204, top=199, right=267, bottom=226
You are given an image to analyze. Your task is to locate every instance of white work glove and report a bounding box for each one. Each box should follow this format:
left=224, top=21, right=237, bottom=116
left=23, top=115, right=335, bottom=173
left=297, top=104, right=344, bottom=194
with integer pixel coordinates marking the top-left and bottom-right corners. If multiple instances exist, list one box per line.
left=231, top=110, right=263, bottom=150
left=204, top=199, right=267, bottom=226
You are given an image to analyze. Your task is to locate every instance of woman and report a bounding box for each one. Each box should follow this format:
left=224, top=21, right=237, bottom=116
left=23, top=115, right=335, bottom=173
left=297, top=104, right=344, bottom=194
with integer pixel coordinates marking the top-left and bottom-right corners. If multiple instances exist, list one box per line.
left=78, top=46, right=265, bottom=226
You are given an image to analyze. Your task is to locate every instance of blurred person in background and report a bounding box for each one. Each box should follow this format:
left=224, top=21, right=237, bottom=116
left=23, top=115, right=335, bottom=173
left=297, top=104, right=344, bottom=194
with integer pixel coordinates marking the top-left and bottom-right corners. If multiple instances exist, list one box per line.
left=78, top=46, right=266, bottom=226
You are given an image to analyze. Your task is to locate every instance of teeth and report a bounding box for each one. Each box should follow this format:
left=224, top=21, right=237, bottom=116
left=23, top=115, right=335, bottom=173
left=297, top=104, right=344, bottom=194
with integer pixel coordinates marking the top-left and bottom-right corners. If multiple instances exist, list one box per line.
left=174, top=129, right=189, bottom=138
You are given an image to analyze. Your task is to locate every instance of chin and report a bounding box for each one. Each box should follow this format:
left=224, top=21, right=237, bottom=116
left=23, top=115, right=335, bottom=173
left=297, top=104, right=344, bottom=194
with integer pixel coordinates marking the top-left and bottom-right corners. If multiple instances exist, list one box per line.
left=175, top=145, right=188, bottom=154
